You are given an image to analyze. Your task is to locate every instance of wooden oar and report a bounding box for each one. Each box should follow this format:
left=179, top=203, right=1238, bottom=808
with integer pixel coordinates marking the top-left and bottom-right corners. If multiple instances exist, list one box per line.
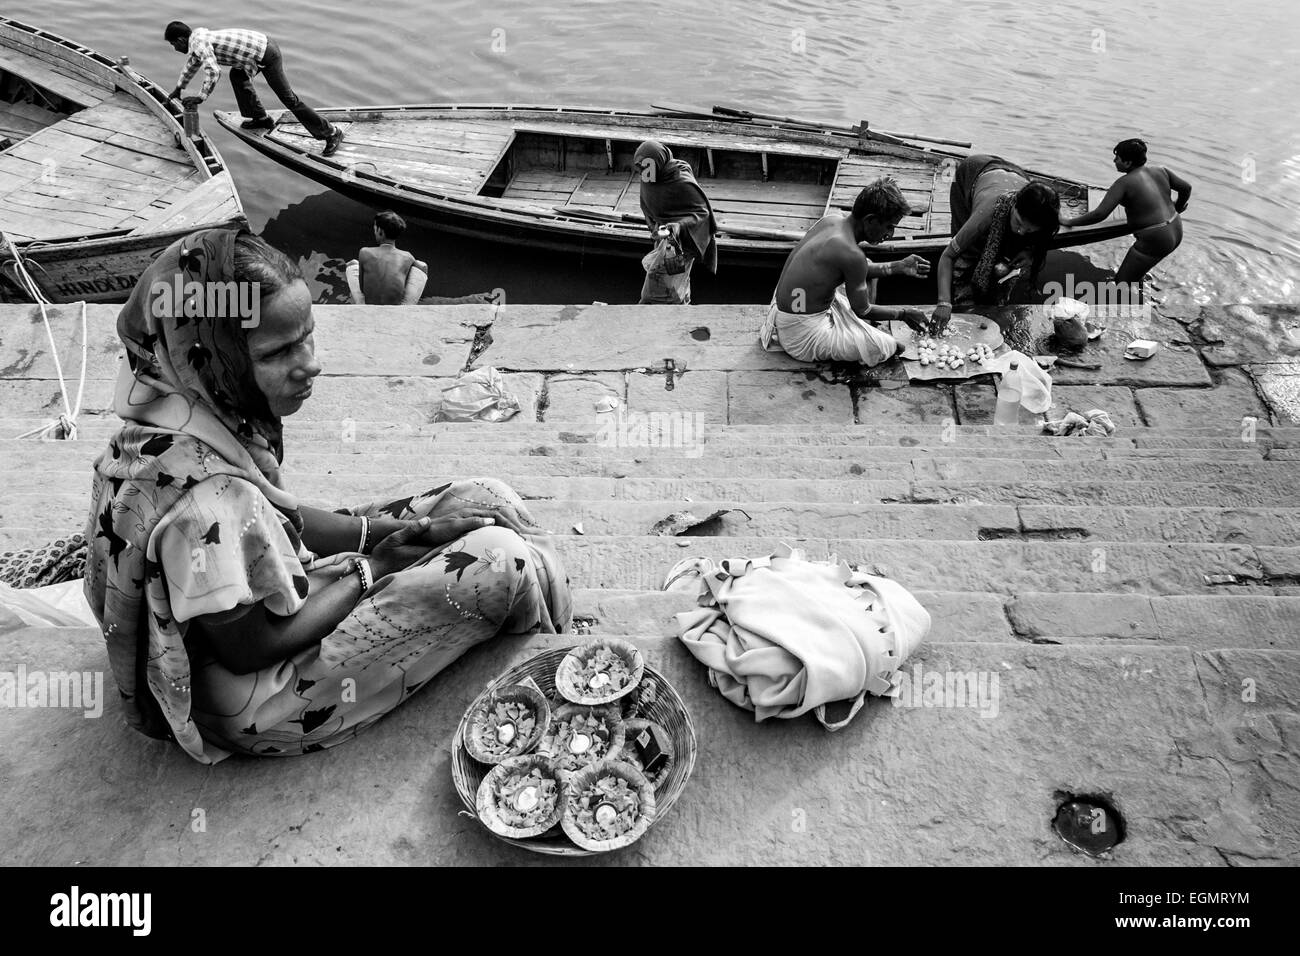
left=714, top=104, right=972, bottom=150
left=557, top=205, right=799, bottom=242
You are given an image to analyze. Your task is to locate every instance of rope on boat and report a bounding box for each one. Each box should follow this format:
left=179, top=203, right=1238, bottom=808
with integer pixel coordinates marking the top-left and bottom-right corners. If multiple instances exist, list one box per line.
left=1, top=231, right=88, bottom=441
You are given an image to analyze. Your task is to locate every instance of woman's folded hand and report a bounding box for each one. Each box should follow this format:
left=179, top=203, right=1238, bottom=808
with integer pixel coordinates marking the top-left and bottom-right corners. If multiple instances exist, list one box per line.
left=369, top=506, right=551, bottom=578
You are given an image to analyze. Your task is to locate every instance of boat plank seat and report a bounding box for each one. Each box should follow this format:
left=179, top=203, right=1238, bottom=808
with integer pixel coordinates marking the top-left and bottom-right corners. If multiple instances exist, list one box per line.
left=0, top=92, right=200, bottom=240
left=0, top=100, right=61, bottom=142
left=0, top=45, right=109, bottom=109
left=128, top=170, right=240, bottom=234
left=271, top=125, right=490, bottom=189
left=510, top=121, right=850, bottom=160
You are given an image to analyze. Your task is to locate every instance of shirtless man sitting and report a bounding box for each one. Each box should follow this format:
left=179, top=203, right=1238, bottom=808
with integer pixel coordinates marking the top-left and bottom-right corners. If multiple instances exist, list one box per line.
left=1061, top=138, right=1191, bottom=284
left=345, top=211, right=428, bottom=304
left=760, top=177, right=931, bottom=366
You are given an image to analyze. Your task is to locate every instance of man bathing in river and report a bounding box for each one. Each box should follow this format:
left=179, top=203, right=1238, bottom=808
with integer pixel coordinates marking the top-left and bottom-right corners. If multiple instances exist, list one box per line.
left=346, top=211, right=428, bottom=304
left=1060, top=138, right=1192, bottom=285
left=164, top=21, right=344, bottom=157
left=761, top=177, right=931, bottom=366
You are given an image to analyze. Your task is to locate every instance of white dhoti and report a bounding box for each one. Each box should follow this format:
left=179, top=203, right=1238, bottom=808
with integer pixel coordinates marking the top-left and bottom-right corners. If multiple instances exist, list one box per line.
left=759, top=286, right=901, bottom=366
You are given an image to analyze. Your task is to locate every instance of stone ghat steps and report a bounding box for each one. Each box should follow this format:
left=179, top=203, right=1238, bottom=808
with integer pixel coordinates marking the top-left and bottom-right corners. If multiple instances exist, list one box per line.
left=4, top=418, right=1294, bottom=444
left=570, top=589, right=1300, bottom=650
left=3, top=625, right=1296, bottom=865
left=10, top=493, right=1300, bottom=548
left=7, top=441, right=1299, bottom=482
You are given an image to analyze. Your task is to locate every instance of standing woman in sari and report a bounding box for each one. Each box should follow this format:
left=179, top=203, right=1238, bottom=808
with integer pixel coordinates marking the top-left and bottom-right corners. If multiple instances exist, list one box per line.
left=932, top=155, right=1061, bottom=331
left=634, top=140, right=718, bottom=304
left=82, top=228, right=571, bottom=763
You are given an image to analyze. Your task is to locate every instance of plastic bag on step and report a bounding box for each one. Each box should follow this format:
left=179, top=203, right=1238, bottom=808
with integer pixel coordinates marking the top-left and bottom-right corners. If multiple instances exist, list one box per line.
left=0, top=580, right=97, bottom=634
left=435, top=366, right=521, bottom=423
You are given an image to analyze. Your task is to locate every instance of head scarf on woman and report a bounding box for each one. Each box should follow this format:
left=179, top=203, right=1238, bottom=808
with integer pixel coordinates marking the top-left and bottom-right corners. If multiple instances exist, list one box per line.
left=634, top=140, right=719, bottom=274
left=84, top=228, right=309, bottom=759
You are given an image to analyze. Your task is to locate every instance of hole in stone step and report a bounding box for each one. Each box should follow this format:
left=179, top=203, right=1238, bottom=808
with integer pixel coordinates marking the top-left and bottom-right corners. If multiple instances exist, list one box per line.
left=1052, top=793, right=1125, bottom=857
left=690, top=327, right=711, bottom=341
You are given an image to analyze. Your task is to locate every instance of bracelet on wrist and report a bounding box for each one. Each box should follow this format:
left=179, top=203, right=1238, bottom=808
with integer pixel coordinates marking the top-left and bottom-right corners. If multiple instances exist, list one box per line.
left=357, top=515, right=370, bottom=554
left=353, top=557, right=373, bottom=593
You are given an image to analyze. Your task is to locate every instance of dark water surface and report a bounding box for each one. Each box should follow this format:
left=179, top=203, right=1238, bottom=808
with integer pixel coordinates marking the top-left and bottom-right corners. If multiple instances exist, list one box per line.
left=15, top=0, right=1300, bottom=313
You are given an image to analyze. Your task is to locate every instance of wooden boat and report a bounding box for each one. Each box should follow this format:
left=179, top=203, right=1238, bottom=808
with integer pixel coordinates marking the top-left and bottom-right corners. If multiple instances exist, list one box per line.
left=215, top=101, right=1131, bottom=267
left=0, top=16, right=246, bottom=303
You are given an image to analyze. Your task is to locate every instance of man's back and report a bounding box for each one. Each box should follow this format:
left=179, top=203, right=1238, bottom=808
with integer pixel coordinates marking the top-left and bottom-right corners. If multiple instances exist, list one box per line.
left=358, top=245, right=414, bottom=305
left=1120, top=166, right=1177, bottom=229
left=774, top=215, right=855, bottom=312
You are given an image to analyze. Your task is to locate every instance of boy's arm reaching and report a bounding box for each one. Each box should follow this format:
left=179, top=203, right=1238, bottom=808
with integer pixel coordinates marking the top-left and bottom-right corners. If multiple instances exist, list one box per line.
left=345, top=259, right=365, bottom=304
left=401, top=261, right=429, bottom=305
left=1166, top=168, right=1192, bottom=212
left=1062, top=177, right=1126, bottom=227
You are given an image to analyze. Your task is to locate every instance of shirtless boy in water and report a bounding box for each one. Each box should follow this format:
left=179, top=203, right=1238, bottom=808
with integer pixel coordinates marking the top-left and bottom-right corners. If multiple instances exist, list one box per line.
left=1061, top=139, right=1192, bottom=284
left=762, top=178, right=931, bottom=366
left=345, top=211, right=428, bottom=304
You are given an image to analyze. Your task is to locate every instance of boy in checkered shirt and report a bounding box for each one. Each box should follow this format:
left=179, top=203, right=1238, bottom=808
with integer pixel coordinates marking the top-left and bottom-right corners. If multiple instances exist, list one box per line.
left=165, top=21, right=344, bottom=157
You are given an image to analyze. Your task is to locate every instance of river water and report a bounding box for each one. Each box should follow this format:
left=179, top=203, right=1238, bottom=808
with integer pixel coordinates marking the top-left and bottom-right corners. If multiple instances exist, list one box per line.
left=12, top=0, right=1300, bottom=315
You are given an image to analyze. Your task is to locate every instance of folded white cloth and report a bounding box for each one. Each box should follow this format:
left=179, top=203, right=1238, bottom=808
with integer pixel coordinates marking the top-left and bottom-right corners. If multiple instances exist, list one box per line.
left=674, top=544, right=930, bottom=730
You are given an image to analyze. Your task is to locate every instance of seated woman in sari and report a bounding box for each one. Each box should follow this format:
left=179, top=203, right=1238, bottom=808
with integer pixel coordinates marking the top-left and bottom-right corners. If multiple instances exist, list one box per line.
left=82, top=228, right=571, bottom=764
left=932, top=155, right=1061, bottom=331
left=634, top=140, right=718, bottom=304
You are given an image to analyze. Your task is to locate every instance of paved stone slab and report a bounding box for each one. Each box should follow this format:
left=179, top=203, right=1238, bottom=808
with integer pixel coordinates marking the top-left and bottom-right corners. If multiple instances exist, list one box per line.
left=726, top=370, right=854, bottom=425
left=1250, top=362, right=1300, bottom=424
left=3, top=626, right=1294, bottom=865
left=540, top=373, right=625, bottom=423
left=626, top=369, right=727, bottom=424
left=855, top=384, right=956, bottom=425
left=1185, top=649, right=1300, bottom=864
left=0, top=379, right=119, bottom=420
left=548, top=536, right=1262, bottom=594
left=1016, top=505, right=1300, bottom=546
left=572, top=589, right=1014, bottom=643
left=1010, top=305, right=1212, bottom=387
left=915, top=456, right=1295, bottom=484
left=1153, top=597, right=1300, bottom=651
left=956, top=383, right=1141, bottom=427
left=1007, top=593, right=1159, bottom=642
left=0, top=305, right=481, bottom=381
left=1197, top=304, right=1300, bottom=367
left=483, top=304, right=807, bottom=372
left=910, top=479, right=1300, bottom=507
left=1135, top=368, right=1270, bottom=428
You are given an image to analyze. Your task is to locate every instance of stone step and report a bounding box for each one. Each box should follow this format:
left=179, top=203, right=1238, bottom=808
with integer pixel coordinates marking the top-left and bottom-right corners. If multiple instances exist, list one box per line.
left=571, top=589, right=1300, bottom=650
left=11, top=494, right=1300, bottom=546
left=555, top=536, right=1291, bottom=594
left=0, top=433, right=1277, bottom=461
left=3, top=417, right=1292, bottom=444
left=6, top=443, right=1296, bottom=483
left=1, top=623, right=1293, bottom=864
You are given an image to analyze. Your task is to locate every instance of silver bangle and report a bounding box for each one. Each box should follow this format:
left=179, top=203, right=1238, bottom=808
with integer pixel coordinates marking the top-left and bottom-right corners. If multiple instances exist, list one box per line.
left=357, top=515, right=369, bottom=554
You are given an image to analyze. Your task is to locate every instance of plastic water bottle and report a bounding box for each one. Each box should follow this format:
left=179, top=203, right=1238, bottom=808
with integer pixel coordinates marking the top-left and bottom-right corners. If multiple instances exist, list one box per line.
left=182, top=102, right=201, bottom=138
left=994, top=360, right=1023, bottom=426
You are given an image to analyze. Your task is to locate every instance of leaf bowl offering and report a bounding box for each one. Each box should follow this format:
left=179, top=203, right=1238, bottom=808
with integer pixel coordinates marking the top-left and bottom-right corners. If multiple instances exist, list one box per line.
left=620, top=718, right=676, bottom=790
left=464, top=682, right=549, bottom=765
left=555, top=638, right=645, bottom=705
left=475, top=754, right=567, bottom=839
left=452, top=645, right=697, bottom=856
left=561, top=760, right=657, bottom=852
left=538, top=703, right=625, bottom=773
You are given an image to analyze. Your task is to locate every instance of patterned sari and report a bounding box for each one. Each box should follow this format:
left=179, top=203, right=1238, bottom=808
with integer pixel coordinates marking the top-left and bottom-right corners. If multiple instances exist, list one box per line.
left=82, top=228, right=571, bottom=763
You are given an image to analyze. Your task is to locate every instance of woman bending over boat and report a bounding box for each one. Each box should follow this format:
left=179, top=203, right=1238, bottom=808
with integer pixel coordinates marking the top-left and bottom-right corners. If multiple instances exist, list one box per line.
left=932, top=155, right=1061, bottom=331
left=634, top=140, right=718, bottom=304
left=82, top=228, right=571, bottom=763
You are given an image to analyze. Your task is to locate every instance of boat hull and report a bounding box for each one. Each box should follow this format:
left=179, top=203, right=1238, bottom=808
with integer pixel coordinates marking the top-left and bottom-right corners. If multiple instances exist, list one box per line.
left=217, top=104, right=1134, bottom=268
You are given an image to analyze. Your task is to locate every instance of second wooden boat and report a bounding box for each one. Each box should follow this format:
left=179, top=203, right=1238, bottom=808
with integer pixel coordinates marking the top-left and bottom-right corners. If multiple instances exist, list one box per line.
left=0, top=16, right=246, bottom=303
left=215, top=102, right=1131, bottom=267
